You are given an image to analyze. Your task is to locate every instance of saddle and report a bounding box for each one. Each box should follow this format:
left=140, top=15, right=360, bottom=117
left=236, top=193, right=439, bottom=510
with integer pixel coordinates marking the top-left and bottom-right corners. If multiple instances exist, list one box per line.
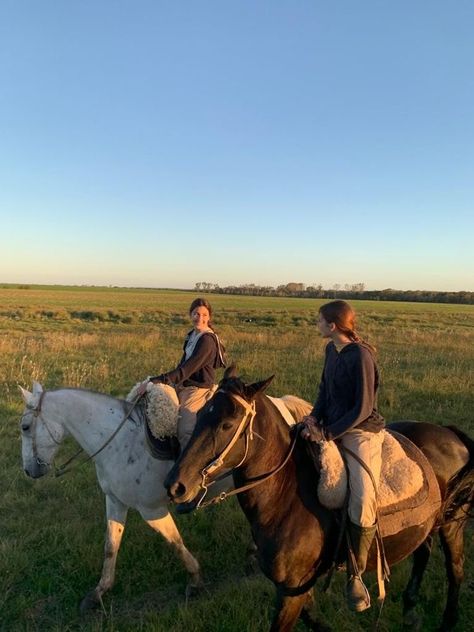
left=126, top=382, right=181, bottom=461
left=144, top=418, right=181, bottom=461
left=313, top=429, right=442, bottom=537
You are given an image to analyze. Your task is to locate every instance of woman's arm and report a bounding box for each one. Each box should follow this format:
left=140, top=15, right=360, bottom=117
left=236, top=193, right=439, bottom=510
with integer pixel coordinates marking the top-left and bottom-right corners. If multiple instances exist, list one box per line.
left=150, top=334, right=217, bottom=386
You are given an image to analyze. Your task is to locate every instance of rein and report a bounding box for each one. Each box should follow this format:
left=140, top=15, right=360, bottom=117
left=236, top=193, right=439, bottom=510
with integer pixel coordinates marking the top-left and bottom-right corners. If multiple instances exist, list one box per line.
left=23, top=391, right=142, bottom=477
left=197, top=392, right=298, bottom=509
left=55, top=396, right=142, bottom=477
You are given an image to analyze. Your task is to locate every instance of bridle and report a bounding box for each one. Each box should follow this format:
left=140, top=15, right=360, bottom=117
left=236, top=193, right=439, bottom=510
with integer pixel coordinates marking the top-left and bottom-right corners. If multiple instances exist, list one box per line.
left=21, top=392, right=62, bottom=469
left=196, top=391, right=298, bottom=509
left=21, top=390, right=141, bottom=477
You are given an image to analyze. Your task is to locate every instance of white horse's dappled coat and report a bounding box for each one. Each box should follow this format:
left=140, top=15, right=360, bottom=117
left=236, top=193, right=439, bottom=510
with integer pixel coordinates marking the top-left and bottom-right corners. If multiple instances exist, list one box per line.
left=19, top=382, right=201, bottom=610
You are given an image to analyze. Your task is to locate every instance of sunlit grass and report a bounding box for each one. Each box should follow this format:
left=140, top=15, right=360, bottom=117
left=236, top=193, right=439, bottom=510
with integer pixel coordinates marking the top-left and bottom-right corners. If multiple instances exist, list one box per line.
left=1, top=288, right=473, bottom=630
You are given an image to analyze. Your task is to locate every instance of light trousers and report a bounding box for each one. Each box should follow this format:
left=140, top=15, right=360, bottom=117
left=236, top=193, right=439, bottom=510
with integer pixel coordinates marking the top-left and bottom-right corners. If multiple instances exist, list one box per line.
left=177, top=384, right=216, bottom=449
left=340, top=428, right=384, bottom=527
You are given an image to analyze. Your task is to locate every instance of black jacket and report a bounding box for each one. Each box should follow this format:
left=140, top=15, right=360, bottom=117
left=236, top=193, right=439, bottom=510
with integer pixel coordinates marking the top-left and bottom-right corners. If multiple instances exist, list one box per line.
left=151, top=330, right=225, bottom=388
left=310, top=341, right=384, bottom=440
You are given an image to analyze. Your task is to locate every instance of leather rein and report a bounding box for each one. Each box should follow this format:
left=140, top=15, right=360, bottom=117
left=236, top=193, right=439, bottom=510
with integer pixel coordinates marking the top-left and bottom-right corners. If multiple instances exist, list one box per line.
left=196, top=392, right=298, bottom=509
left=22, top=391, right=141, bottom=477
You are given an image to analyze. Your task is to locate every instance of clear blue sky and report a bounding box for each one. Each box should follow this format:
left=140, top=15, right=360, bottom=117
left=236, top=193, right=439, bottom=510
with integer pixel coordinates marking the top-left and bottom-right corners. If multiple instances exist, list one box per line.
left=1, top=1, right=473, bottom=291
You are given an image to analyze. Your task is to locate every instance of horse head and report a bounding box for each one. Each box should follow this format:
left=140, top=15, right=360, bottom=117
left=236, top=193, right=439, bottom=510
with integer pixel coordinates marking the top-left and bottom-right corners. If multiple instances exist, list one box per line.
left=164, top=366, right=274, bottom=508
left=19, top=382, right=66, bottom=478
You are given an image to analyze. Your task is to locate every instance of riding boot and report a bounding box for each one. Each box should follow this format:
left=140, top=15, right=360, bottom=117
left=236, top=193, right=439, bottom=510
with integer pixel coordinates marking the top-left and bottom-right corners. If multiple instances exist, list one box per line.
left=346, top=522, right=377, bottom=612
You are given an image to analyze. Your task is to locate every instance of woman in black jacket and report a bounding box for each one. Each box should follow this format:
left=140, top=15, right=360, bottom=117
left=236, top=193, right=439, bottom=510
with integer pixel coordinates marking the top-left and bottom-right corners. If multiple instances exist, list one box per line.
left=302, top=300, right=384, bottom=613
left=141, top=298, right=225, bottom=449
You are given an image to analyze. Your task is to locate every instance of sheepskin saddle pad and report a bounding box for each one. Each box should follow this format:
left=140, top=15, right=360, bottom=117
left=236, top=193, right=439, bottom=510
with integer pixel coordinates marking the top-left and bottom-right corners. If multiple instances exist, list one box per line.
left=127, top=382, right=180, bottom=460
left=316, top=429, right=442, bottom=537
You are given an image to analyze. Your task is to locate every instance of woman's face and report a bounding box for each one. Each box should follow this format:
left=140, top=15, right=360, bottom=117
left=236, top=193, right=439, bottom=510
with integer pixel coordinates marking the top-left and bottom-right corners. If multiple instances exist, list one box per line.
left=191, top=306, right=210, bottom=331
left=317, top=313, right=334, bottom=338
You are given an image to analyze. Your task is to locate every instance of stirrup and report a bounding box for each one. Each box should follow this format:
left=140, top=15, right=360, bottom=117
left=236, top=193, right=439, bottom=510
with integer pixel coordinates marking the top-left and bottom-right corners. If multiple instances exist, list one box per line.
left=347, top=574, right=371, bottom=613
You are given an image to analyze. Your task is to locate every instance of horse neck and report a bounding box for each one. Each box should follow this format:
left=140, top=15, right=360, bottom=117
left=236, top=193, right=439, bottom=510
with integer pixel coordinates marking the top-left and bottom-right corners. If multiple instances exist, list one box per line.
left=44, top=389, right=128, bottom=456
left=236, top=396, right=296, bottom=514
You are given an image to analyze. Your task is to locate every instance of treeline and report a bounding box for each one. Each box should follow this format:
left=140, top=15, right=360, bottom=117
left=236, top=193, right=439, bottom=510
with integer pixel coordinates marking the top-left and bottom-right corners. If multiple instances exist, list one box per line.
left=194, top=282, right=474, bottom=305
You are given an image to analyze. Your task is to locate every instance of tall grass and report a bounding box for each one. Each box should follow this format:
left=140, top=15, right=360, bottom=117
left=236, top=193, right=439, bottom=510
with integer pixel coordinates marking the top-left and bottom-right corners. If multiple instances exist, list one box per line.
left=1, top=288, right=473, bottom=631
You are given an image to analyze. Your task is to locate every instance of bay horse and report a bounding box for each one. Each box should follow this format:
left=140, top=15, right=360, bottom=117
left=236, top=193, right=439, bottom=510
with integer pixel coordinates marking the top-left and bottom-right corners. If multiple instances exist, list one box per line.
left=165, top=368, right=474, bottom=632
left=19, top=382, right=202, bottom=611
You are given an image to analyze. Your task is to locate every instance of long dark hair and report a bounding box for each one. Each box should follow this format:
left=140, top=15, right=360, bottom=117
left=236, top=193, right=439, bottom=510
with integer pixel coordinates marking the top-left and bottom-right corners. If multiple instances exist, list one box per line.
left=189, top=297, right=215, bottom=331
left=319, top=300, right=376, bottom=352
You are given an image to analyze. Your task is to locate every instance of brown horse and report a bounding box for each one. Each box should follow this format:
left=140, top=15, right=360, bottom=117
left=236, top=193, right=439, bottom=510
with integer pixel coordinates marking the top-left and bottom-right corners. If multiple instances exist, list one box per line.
left=164, top=368, right=473, bottom=631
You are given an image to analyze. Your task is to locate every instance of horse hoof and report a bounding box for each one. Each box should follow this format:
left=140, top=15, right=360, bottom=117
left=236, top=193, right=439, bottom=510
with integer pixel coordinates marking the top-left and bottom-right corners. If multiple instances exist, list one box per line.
left=79, top=591, right=100, bottom=615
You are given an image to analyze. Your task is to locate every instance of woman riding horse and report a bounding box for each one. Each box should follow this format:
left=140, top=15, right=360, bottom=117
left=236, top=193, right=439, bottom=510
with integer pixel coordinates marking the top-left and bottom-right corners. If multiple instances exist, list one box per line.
left=138, top=297, right=226, bottom=449
left=301, top=300, right=384, bottom=612
left=165, top=368, right=473, bottom=631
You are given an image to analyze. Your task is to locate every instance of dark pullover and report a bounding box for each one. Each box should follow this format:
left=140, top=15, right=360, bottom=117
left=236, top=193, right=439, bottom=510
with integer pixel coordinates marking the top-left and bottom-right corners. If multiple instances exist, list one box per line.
left=311, top=341, right=384, bottom=440
left=150, top=331, right=221, bottom=388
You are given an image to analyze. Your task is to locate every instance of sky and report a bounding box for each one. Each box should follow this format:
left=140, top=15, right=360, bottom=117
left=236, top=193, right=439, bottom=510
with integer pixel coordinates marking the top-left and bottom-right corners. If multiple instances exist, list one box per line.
left=0, top=1, right=473, bottom=292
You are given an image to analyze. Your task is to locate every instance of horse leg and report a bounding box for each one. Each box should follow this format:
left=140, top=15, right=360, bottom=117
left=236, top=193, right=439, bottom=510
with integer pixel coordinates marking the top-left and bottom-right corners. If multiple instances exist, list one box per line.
left=271, top=592, right=308, bottom=632
left=271, top=590, right=329, bottom=632
left=402, top=534, right=433, bottom=628
left=438, top=512, right=466, bottom=631
left=145, top=512, right=203, bottom=597
left=80, top=495, right=128, bottom=613
left=299, top=590, right=331, bottom=632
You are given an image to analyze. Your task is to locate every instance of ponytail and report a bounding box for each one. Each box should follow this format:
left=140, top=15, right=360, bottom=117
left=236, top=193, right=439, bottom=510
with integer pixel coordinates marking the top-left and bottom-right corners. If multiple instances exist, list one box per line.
left=319, top=300, right=376, bottom=353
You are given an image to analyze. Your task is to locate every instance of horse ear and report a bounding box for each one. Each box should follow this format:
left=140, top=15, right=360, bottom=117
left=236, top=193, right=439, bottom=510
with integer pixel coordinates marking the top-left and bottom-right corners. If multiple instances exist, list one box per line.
left=224, top=364, right=238, bottom=379
left=18, top=385, right=33, bottom=405
left=245, top=375, right=275, bottom=400
left=32, top=381, right=44, bottom=396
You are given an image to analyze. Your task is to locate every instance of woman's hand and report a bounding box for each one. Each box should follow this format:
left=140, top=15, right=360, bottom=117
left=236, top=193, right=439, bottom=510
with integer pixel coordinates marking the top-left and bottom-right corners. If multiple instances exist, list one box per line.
left=301, top=415, right=326, bottom=442
left=136, top=379, right=149, bottom=397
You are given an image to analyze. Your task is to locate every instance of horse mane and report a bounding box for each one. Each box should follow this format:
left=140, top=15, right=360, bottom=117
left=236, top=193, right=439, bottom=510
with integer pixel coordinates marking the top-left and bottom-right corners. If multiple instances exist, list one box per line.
left=219, top=377, right=246, bottom=398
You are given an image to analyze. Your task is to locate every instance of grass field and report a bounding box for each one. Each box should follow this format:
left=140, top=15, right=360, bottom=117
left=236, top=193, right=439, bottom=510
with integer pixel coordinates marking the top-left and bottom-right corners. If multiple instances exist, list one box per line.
left=1, top=287, right=473, bottom=631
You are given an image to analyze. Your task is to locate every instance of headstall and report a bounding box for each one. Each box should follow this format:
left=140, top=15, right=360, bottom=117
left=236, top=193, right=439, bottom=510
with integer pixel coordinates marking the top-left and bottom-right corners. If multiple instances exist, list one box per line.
left=196, top=391, right=298, bottom=509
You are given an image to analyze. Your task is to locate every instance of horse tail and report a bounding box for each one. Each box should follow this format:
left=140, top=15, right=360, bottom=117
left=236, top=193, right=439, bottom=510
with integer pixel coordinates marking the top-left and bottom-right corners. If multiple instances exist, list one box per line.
left=441, top=425, right=474, bottom=526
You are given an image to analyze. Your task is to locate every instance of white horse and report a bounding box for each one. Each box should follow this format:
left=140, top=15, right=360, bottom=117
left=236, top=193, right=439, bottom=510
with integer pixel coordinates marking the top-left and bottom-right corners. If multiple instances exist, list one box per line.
left=19, top=382, right=202, bottom=612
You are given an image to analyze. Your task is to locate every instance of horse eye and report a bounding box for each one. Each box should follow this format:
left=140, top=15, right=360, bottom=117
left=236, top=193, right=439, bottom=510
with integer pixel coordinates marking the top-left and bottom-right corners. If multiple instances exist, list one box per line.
left=221, top=422, right=233, bottom=431
left=21, top=423, right=30, bottom=432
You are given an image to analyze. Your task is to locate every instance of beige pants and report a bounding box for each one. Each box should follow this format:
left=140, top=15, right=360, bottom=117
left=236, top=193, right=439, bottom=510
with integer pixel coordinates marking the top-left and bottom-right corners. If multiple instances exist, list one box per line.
left=177, top=384, right=217, bottom=449
left=341, top=429, right=384, bottom=527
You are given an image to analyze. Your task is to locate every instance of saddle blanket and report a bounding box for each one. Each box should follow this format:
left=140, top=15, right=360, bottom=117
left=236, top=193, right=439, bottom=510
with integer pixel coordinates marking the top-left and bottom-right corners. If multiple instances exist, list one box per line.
left=316, top=429, right=441, bottom=537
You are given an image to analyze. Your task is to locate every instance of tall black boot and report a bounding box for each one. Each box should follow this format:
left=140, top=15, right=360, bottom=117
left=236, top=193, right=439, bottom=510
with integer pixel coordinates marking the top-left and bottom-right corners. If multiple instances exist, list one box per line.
left=346, top=522, right=376, bottom=612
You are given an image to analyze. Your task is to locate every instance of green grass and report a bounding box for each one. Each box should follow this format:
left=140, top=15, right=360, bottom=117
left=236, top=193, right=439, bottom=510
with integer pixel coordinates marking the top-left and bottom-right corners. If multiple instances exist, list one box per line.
left=1, top=287, right=473, bottom=630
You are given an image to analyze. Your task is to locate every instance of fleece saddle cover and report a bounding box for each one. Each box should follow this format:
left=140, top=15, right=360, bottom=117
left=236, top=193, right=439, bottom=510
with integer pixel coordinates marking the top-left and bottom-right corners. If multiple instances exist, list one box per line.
left=317, top=429, right=441, bottom=537
left=127, top=382, right=180, bottom=461
left=378, top=431, right=441, bottom=537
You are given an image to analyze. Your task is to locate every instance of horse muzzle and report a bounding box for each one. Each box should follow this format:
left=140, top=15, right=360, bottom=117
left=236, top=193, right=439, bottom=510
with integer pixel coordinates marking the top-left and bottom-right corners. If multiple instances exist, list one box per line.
left=165, top=468, right=203, bottom=507
left=24, top=460, right=49, bottom=479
